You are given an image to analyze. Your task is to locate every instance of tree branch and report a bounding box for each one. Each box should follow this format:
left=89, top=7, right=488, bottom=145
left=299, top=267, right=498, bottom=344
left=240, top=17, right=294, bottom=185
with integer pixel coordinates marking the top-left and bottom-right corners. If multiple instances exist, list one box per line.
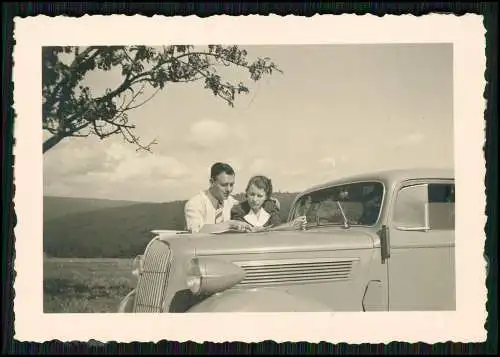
left=126, top=87, right=160, bottom=111
left=43, top=46, right=103, bottom=113
left=120, top=126, right=158, bottom=153
left=43, top=133, right=67, bottom=153
left=42, top=45, right=282, bottom=153
left=174, top=58, right=238, bottom=106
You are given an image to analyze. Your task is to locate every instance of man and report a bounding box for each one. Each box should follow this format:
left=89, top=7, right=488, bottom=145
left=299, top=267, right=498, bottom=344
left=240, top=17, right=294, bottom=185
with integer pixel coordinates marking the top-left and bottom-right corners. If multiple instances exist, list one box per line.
left=184, top=162, right=252, bottom=233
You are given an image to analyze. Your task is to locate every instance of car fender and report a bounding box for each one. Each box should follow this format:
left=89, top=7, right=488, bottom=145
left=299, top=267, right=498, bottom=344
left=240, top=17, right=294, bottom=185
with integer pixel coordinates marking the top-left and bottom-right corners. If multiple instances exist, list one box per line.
left=186, top=288, right=334, bottom=313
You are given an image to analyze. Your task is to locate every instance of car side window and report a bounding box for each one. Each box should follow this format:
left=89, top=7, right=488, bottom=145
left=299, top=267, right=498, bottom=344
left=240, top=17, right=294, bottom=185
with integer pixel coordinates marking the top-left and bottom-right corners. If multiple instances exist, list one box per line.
left=392, top=184, right=428, bottom=229
left=427, top=183, right=455, bottom=230
left=392, top=182, right=455, bottom=231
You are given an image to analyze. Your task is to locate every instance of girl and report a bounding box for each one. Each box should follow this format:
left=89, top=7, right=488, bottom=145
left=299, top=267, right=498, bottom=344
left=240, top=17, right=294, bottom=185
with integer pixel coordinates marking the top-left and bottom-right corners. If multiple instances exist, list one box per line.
left=231, top=175, right=307, bottom=232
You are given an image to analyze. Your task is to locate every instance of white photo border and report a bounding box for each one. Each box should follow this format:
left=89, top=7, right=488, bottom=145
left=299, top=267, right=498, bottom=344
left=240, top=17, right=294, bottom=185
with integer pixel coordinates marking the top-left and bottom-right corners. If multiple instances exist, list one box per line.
left=12, top=14, right=487, bottom=343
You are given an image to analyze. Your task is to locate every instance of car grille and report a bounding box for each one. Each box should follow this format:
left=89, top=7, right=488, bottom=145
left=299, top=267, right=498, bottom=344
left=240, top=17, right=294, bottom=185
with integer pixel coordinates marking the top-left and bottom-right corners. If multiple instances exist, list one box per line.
left=234, top=258, right=356, bottom=287
left=133, top=239, right=172, bottom=313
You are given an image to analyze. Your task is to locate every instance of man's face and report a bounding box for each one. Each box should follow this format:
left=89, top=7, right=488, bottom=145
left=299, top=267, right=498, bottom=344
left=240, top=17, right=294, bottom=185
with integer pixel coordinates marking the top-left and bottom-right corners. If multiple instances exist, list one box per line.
left=210, top=172, right=235, bottom=202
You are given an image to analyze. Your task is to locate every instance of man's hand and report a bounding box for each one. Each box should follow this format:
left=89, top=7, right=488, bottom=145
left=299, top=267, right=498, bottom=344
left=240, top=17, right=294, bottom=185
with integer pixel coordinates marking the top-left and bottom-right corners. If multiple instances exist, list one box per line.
left=198, top=220, right=252, bottom=233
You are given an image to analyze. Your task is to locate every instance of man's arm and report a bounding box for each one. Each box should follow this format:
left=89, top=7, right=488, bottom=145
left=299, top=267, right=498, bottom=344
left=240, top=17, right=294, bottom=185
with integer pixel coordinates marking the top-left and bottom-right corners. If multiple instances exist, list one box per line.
left=184, top=196, right=205, bottom=233
left=185, top=196, right=251, bottom=233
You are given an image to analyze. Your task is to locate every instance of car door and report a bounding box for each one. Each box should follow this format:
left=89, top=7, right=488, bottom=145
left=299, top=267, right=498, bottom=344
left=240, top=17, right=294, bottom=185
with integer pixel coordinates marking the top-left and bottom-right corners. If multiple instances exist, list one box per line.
left=387, top=179, right=455, bottom=311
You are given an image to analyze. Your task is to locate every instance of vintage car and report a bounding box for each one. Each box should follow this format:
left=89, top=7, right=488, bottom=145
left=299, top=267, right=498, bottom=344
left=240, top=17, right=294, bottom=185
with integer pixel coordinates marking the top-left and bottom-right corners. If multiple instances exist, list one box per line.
left=118, top=168, right=455, bottom=313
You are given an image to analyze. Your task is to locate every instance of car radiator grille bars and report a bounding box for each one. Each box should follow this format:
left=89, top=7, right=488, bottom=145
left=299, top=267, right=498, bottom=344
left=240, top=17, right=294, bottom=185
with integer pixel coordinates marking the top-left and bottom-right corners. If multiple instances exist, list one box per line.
left=133, top=239, right=172, bottom=313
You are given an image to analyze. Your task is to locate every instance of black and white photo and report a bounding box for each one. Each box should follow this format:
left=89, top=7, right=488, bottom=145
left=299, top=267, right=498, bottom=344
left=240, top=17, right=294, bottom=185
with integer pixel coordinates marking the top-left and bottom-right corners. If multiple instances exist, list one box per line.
left=13, top=14, right=487, bottom=344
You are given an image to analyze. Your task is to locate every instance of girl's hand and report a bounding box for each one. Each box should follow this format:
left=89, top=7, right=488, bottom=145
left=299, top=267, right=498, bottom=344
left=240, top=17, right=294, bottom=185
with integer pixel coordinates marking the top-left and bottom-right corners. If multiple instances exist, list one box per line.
left=250, top=226, right=267, bottom=233
left=228, top=220, right=253, bottom=232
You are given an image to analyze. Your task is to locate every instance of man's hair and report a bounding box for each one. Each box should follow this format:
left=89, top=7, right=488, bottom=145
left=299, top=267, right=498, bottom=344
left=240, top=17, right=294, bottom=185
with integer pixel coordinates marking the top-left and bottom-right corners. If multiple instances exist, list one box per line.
left=210, top=162, right=235, bottom=180
left=246, top=175, right=273, bottom=199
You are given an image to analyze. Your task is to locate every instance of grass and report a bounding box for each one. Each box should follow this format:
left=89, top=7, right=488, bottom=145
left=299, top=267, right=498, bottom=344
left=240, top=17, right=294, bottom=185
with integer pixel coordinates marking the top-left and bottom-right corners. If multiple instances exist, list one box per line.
left=43, top=257, right=137, bottom=313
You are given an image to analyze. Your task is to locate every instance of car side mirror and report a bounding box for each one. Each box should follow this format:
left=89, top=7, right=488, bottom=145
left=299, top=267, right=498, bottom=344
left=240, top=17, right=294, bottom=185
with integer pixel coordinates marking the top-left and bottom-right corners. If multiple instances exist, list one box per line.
left=379, top=224, right=390, bottom=264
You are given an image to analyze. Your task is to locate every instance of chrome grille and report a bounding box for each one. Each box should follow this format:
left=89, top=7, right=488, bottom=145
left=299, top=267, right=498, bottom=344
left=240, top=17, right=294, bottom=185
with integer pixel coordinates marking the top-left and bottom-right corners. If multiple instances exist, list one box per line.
left=133, top=239, right=172, bottom=313
left=234, top=258, right=355, bottom=287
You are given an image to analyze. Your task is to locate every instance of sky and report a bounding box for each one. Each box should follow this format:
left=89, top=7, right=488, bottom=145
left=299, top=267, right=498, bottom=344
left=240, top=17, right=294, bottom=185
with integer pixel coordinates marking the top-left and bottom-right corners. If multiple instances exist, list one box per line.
left=43, top=44, right=454, bottom=203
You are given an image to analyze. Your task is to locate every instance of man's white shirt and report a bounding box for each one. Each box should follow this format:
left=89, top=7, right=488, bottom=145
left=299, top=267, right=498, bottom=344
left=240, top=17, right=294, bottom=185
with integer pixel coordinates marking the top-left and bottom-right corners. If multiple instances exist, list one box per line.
left=184, top=191, right=238, bottom=233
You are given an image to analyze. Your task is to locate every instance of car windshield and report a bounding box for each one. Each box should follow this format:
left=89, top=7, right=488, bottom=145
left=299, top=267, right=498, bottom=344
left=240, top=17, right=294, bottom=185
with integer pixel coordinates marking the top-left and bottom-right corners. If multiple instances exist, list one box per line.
left=290, top=181, right=384, bottom=227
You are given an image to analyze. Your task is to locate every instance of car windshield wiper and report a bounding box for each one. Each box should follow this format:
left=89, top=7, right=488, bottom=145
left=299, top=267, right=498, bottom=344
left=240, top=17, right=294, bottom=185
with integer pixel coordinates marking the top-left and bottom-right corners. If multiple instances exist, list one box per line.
left=336, top=201, right=350, bottom=229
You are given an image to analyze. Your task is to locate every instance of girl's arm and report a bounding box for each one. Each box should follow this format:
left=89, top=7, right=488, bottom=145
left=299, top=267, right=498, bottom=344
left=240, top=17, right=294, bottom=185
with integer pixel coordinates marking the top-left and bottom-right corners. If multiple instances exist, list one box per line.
left=266, top=216, right=307, bottom=231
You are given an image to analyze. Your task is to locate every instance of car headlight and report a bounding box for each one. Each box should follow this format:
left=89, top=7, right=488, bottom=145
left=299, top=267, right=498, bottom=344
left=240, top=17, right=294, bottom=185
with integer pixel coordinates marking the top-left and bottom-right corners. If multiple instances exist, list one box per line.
left=186, top=257, right=246, bottom=296
left=132, top=254, right=144, bottom=278
left=186, top=259, right=202, bottom=293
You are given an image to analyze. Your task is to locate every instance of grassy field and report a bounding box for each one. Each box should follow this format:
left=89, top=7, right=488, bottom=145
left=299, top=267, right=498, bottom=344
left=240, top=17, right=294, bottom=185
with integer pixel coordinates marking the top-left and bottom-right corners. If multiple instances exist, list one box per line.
left=43, top=257, right=136, bottom=313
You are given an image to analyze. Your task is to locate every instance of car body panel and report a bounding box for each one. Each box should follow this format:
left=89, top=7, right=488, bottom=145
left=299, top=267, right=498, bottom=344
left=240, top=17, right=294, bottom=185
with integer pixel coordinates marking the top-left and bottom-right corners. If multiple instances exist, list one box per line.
left=186, top=288, right=335, bottom=312
left=186, top=230, right=386, bottom=312
left=160, top=229, right=386, bottom=312
left=386, top=177, right=456, bottom=311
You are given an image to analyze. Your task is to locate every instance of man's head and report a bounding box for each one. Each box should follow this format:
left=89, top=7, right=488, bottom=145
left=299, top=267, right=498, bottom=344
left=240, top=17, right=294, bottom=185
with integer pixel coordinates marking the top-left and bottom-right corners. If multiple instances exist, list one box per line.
left=209, top=162, right=235, bottom=203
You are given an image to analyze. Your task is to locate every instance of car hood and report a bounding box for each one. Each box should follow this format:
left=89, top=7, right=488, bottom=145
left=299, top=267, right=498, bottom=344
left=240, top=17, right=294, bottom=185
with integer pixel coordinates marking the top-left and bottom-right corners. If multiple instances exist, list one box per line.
left=158, top=228, right=378, bottom=256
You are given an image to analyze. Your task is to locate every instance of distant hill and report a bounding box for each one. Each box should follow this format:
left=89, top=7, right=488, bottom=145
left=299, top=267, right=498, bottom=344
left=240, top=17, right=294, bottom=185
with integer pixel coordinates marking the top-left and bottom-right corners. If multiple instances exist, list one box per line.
left=43, top=196, right=144, bottom=221
left=43, top=192, right=298, bottom=258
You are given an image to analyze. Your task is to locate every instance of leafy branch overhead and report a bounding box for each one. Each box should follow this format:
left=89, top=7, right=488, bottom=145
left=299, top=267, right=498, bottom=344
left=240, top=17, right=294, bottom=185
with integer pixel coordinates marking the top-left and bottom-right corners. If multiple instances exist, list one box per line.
left=42, top=45, right=283, bottom=153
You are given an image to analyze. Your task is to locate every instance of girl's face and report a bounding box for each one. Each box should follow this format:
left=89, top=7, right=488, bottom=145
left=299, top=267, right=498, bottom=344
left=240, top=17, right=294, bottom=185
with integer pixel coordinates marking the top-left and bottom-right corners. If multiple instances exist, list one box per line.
left=246, top=184, right=267, bottom=212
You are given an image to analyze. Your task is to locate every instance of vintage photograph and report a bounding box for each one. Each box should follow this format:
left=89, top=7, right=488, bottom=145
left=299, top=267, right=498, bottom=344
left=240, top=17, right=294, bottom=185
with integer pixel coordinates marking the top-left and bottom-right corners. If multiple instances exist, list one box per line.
left=42, top=42, right=456, bottom=314
left=13, top=14, right=487, bottom=343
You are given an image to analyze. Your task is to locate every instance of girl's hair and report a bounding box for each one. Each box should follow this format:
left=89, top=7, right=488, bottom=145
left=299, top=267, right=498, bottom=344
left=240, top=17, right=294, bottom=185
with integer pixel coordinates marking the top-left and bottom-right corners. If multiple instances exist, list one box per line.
left=246, top=175, right=273, bottom=199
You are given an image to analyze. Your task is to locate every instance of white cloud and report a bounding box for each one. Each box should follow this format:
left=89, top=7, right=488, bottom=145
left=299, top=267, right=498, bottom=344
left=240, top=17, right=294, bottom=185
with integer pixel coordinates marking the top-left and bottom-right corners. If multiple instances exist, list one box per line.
left=116, top=153, right=189, bottom=181
left=44, top=137, right=190, bottom=200
left=405, top=132, right=425, bottom=144
left=390, top=132, right=426, bottom=148
left=44, top=138, right=115, bottom=177
left=82, top=142, right=189, bottom=184
left=188, top=118, right=230, bottom=149
left=285, top=169, right=307, bottom=178
left=249, top=157, right=268, bottom=173
left=319, top=157, right=337, bottom=169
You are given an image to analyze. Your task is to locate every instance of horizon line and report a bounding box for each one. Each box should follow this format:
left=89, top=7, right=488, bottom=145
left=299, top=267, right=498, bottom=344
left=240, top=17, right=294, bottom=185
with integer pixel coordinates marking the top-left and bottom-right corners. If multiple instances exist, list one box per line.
left=43, top=191, right=299, bottom=204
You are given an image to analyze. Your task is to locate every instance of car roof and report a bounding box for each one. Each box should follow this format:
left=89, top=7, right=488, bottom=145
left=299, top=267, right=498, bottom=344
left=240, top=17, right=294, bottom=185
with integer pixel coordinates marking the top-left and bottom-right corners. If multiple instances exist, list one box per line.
left=298, top=167, right=455, bottom=196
